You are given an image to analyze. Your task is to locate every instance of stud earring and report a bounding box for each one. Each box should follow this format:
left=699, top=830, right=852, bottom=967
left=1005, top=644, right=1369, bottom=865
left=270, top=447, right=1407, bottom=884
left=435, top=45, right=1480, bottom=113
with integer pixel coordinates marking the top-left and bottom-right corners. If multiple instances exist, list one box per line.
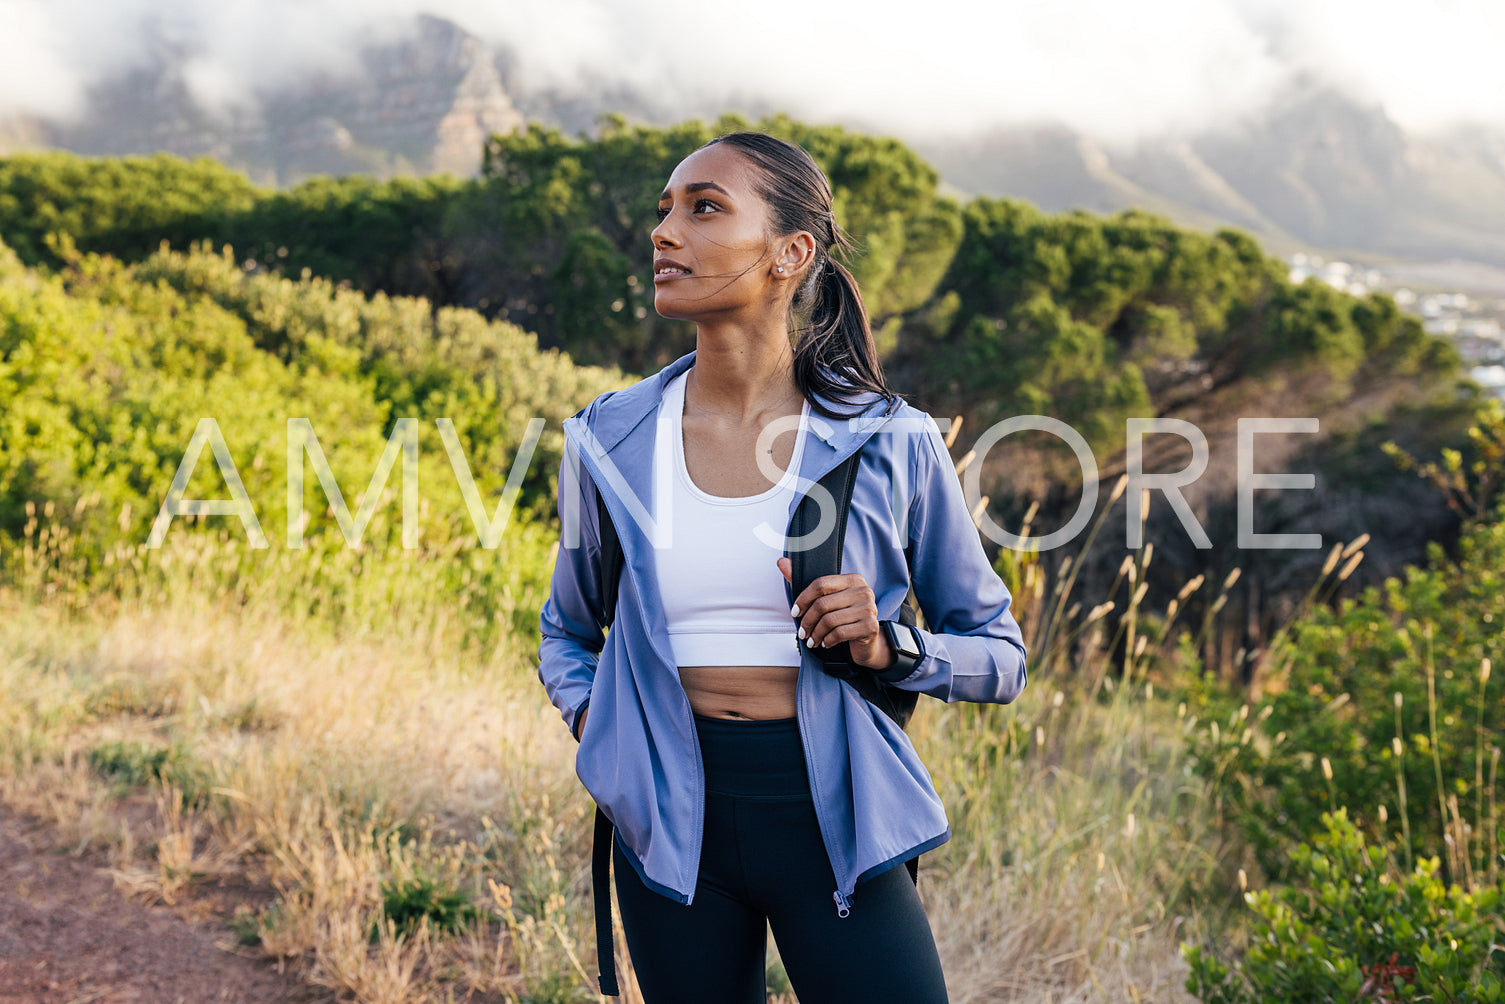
left=776, top=266, right=785, bottom=273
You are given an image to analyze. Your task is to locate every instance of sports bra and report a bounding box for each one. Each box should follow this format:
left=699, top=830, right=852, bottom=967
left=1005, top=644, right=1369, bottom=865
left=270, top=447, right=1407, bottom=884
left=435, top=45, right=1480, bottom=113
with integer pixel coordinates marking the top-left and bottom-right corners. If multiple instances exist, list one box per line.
left=651, top=369, right=810, bottom=668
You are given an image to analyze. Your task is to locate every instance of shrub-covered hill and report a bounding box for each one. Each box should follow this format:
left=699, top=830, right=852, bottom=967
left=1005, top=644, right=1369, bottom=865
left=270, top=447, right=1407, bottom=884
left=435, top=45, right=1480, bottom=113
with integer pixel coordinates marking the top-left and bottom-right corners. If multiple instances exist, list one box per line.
left=0, top=118, right=1465, bottom=458
left=0, top=118, right=1485, bottom=673
left=0, top=153, right=262, bottom=267
left=0, top=118, right=956, bottom=379
left=0, top=236, right=625, bottom=576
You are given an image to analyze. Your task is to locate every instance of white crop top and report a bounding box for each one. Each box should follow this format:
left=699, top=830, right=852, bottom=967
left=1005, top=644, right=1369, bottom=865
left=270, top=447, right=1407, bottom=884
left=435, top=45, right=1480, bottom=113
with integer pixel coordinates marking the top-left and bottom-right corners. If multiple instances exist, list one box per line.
left=651, top=369, right=810, bottom=668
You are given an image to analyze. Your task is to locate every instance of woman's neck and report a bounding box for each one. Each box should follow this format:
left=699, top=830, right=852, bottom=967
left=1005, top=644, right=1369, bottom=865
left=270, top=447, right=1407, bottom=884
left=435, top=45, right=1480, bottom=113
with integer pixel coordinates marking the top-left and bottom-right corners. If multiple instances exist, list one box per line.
left=689, top=320, right=802, bottom=423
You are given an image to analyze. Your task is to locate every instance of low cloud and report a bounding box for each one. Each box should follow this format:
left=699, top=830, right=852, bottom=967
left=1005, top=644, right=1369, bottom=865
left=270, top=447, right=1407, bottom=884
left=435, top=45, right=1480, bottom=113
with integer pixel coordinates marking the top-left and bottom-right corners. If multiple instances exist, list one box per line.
left=3, top=0, right=1502, bottom=140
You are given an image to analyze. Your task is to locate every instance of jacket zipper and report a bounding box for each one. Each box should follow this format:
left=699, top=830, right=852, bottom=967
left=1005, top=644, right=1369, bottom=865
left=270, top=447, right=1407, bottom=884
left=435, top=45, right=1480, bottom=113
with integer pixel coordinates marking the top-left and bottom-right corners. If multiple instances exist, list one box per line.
left=792, top=585, right=851, bottom=919
left=792, top=395, right=906, bottom=918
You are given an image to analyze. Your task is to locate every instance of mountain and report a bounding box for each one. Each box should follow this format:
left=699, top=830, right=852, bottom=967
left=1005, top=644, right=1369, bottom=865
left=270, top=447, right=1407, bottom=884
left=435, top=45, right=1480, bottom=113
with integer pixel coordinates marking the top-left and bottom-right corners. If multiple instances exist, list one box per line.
left=0, top=14, right=523, bottom=184
left=915, top=82, right=1505, bottom=272
left=6, top=18, right=1505, bottom=277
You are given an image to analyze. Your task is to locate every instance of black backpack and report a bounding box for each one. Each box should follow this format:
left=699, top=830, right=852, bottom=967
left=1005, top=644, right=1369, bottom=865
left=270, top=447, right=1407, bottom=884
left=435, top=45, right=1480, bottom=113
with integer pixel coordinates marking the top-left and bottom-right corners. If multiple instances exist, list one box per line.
left=588, top=447, right=921, bottom=996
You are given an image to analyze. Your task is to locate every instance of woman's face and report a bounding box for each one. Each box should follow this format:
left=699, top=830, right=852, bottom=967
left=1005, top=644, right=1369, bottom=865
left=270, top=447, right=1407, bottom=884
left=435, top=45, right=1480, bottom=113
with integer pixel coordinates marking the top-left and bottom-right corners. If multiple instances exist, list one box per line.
left=651, top=144, right=784, bottom=322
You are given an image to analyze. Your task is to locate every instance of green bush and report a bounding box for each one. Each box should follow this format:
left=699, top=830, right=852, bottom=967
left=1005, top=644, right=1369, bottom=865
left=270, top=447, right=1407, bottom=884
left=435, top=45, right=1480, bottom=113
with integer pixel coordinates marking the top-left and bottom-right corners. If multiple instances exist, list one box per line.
left=132, top=241, right=625, bottom=525
left=0, top=239, right=622, bottom=604
left=1190, top=513, right=1504, bottom=877
left=0, top=152, right=259, bottom=267
left=378, top=875, right=479, bottom=938
left=87, top=739, right=172, bottom=786
left=908, top=199, right=1457, bottom=465
left=1184, top=810, right=1504, bottom=1003
left=86, top=739, right=212, bottom=807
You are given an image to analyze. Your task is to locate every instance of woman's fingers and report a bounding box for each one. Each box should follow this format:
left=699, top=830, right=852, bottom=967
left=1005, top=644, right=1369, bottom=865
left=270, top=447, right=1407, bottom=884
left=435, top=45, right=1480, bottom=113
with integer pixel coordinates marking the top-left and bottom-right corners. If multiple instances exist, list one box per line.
left=791, top=573, right=865, bottom=620
left=790, top=573, right=894, bottom=670
left=794, top=576, right=878, bottom=649
left=807, top=604, right=879, bottom=649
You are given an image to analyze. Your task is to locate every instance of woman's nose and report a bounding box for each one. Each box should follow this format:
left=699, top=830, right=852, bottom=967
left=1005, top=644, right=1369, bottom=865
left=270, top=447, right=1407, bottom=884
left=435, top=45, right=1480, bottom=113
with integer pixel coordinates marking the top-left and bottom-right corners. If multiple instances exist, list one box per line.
left=651, top=213, right=680, bottom=248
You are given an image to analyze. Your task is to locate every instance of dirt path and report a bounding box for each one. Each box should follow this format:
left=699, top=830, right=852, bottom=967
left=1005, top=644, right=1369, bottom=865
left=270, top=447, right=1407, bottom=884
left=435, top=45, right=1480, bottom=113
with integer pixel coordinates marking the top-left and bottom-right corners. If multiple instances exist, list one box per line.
left=0, top=806, right=328, bottom=1004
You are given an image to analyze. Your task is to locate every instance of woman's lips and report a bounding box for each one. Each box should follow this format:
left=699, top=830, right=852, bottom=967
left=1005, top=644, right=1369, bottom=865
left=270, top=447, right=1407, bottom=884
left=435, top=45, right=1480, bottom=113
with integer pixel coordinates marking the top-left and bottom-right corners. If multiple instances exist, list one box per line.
left=653, top=258, right=691, bottom=283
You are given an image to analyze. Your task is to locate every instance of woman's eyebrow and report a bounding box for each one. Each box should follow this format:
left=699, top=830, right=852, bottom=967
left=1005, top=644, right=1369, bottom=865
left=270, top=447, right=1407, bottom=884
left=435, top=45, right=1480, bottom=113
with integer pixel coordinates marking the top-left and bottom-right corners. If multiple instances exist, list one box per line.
left=658, top=181, right=733, bottom=201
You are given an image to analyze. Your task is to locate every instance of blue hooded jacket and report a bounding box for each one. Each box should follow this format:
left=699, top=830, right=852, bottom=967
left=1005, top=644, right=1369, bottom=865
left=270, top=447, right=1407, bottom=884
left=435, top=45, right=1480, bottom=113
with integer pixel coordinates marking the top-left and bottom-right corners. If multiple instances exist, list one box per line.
left=538, top=351, right=1027, bottom=914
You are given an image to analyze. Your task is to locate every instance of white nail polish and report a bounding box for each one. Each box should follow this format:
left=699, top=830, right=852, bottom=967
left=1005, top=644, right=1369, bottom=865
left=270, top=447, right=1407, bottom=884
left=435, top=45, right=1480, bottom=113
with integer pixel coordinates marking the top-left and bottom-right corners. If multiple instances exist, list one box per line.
left=806, top=636, right=815, bottom=648
left=798, top=627, right=806, bottom=640
left=791, top=603, right=800, bottom=617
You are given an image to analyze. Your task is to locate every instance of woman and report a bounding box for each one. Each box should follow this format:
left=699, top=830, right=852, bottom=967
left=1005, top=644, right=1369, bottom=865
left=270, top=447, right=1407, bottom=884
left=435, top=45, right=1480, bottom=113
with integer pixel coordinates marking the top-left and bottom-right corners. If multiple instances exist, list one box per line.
left=538, top=132, right=1027, bottom=1003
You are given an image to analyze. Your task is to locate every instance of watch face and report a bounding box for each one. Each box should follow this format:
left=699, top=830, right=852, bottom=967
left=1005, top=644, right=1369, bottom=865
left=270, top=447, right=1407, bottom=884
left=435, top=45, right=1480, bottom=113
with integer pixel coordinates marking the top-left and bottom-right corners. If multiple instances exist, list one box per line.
left=894, top=624, right=922, bottom=658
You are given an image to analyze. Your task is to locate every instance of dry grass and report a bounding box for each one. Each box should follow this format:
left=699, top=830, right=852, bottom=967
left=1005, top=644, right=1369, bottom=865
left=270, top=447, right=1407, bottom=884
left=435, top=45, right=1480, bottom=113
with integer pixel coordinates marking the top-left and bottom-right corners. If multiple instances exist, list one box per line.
left=0, top=501, right=1220, bottom=1002
left=915, top=685, right=1212, bottom=1003
left=0, top=578, right=588, bottom=1001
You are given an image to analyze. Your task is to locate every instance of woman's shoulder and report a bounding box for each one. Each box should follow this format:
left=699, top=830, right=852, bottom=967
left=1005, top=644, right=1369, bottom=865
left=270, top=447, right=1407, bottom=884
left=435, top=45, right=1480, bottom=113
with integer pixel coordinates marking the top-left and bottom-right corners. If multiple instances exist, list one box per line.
left=862, top=398, right=957, bottom=486
left=886, top=396, right=940, bottom=428
left=874, top=395, right=947, bottom=447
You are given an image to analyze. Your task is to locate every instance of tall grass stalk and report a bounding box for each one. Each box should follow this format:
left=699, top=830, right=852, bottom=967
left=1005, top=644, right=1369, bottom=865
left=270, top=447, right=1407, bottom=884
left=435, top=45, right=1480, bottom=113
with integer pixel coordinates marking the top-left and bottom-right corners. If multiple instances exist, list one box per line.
left=1476, top=658, right=1492, bottom=880
left=1393, top=692, right=1414, bottom=873
left=1033, top=474, right=1129, bottom=670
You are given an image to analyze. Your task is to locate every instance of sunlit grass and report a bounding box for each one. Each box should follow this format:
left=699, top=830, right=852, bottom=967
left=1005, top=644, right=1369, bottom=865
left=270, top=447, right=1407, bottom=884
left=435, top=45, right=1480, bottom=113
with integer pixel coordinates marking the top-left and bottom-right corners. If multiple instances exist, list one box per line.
left=0, top=491, right=1230, bottom=1002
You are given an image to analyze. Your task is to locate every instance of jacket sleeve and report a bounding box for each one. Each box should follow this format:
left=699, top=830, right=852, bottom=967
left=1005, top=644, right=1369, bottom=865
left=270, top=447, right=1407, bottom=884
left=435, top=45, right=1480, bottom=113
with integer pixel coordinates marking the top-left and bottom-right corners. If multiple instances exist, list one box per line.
left=888, top=414, right=1027, bottom=704
left=537, top=439, right=608, bottom=740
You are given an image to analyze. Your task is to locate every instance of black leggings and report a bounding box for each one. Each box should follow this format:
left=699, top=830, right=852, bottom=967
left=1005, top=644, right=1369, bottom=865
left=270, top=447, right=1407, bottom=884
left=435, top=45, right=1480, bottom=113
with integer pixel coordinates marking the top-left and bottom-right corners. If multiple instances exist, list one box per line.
left=613, top=715, right=949, bottom=1004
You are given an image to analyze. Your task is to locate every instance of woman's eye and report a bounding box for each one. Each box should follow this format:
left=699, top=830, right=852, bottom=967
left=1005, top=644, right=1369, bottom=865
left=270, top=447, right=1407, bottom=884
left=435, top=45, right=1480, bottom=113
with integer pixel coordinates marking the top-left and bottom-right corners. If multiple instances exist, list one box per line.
left=654, top=199, right=719, bottom=224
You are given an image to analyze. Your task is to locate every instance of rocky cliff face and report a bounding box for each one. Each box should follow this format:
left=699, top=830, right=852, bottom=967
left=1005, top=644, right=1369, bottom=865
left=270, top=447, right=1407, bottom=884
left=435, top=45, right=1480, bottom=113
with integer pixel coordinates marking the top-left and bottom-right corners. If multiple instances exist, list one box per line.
left=28, top=13, right=523, bottom=184
left=262, top=14, right=524, bottom=180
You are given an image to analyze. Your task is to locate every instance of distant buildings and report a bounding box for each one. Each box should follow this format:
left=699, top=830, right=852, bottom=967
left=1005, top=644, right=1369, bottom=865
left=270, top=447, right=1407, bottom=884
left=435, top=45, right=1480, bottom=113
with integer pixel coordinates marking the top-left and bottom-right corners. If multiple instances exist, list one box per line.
left=1288, top=253, right=1505, bottom=400
left=1288, top=254, right=1383, bottom=298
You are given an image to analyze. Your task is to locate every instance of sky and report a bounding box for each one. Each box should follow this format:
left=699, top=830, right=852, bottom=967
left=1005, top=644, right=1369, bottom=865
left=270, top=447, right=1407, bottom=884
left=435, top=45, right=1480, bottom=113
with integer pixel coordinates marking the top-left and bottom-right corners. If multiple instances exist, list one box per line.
left=2, top=0, right=1503, bottom=142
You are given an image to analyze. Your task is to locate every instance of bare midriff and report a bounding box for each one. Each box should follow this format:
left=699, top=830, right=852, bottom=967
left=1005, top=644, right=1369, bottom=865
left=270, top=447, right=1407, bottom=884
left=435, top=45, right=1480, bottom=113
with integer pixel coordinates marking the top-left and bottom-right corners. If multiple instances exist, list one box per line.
left=678, top=664, right=799, bottom=720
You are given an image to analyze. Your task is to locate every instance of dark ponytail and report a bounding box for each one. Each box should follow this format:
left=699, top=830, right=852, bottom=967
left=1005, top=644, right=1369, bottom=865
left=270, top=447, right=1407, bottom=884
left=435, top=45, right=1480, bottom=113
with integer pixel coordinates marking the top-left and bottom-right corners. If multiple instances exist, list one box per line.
left=702, top=132, right=894, bottom=419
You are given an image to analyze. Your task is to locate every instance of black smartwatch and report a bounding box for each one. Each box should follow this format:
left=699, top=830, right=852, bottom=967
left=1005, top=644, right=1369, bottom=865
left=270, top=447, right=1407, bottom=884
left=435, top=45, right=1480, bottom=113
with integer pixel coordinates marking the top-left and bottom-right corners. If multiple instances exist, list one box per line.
left=875, top=620, right=924, bottom=682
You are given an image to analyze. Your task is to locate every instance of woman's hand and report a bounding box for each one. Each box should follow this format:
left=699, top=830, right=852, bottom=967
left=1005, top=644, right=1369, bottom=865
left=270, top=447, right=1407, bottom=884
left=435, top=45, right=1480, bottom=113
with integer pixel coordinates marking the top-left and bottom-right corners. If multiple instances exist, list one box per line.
left=776, top=557, right=895, bottom=671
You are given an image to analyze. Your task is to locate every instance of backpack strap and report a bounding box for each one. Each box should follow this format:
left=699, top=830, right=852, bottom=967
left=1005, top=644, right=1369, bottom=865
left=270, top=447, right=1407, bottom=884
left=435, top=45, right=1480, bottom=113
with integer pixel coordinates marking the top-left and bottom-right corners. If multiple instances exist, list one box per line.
left=788, top=449, right=862, bottom=670
left=787, top=447, right=923, bottom=888
left=788, top=449, right=920, bottom=730
left=591, top=806, right=619, bottom=996
left=597, top=490, right=622, bottom=628
left=592, top=489, right=624, bottom=995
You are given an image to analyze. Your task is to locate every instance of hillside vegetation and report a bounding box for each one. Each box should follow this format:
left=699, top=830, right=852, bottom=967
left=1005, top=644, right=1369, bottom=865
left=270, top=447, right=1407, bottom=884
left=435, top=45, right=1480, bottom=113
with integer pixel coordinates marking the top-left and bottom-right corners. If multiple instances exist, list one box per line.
left=1, top=120, right=1501, bottom=1001
left=0, top=118, right=1463, bottom=461
left=0, top=234, right=623, bottom=649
